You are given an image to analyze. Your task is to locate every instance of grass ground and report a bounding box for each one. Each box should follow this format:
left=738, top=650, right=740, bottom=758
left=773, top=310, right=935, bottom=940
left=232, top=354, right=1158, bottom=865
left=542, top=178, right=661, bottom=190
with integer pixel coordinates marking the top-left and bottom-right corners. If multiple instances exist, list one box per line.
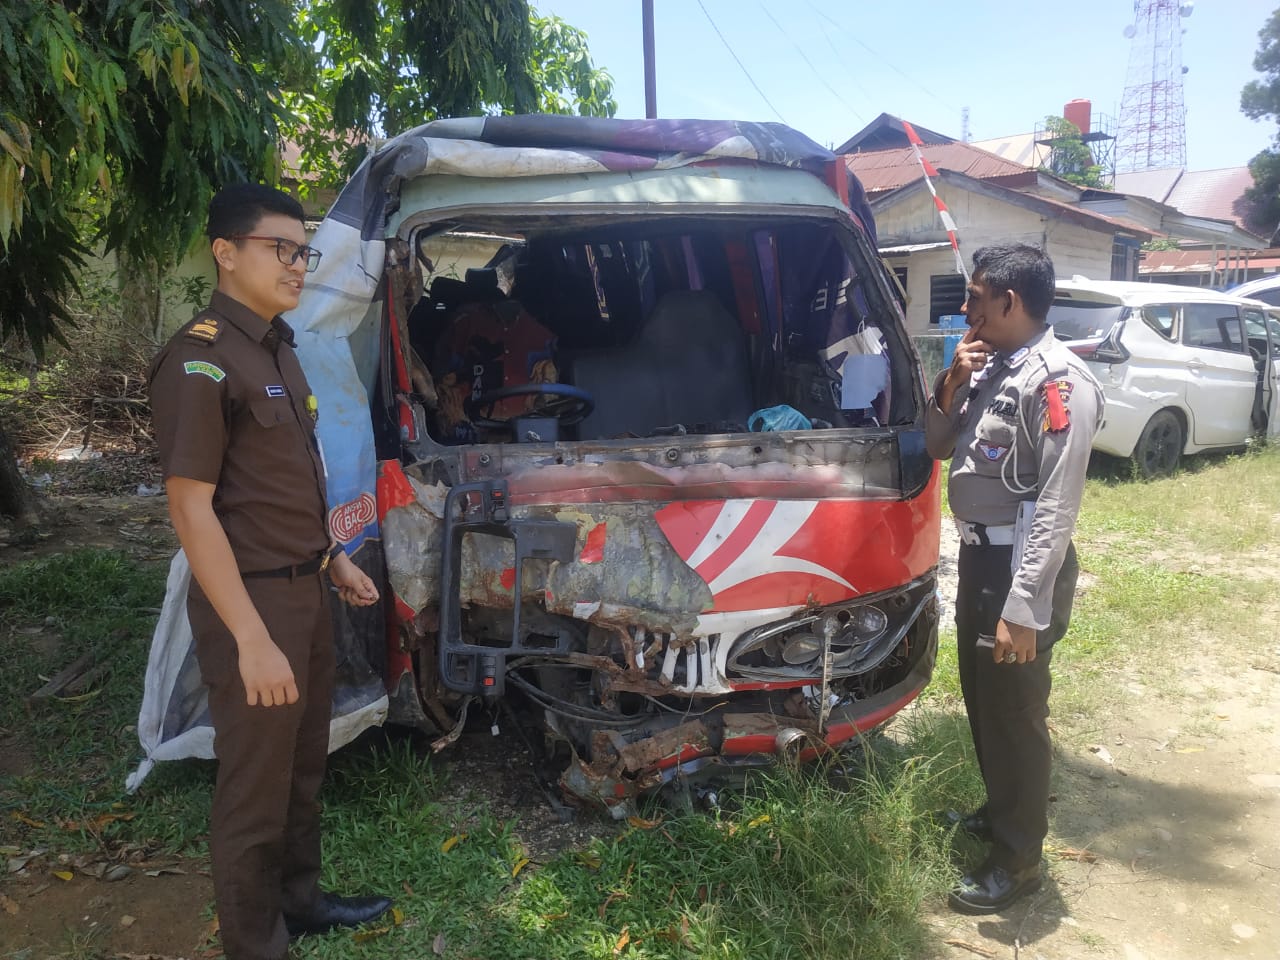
left=3, top=444, right=1279, bottom=959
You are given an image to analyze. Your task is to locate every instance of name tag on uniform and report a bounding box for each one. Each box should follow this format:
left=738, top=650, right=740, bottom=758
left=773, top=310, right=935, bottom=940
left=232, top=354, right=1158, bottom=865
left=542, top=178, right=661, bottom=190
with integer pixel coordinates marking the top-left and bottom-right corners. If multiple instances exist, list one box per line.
left=265, top=385, right=286, bottom=398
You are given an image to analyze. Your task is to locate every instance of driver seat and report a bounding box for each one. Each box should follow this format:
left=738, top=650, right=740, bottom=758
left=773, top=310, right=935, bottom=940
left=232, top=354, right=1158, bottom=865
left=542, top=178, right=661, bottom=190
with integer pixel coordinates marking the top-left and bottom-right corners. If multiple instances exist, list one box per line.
left=567, top=290, right=752, bottom=439
left=430, top=298, right=558, bottom=443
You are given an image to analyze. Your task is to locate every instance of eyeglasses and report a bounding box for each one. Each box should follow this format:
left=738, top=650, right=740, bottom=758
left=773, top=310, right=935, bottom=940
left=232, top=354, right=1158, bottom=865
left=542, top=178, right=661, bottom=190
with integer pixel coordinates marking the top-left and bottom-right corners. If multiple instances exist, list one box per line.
left=232, top=235, right=323, bottom=273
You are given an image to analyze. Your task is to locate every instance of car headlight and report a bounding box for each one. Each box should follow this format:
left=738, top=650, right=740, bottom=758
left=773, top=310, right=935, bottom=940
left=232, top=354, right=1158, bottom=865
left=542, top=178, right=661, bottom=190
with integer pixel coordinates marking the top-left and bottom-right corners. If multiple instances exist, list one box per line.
left=727, top=601, right=896, bottom=681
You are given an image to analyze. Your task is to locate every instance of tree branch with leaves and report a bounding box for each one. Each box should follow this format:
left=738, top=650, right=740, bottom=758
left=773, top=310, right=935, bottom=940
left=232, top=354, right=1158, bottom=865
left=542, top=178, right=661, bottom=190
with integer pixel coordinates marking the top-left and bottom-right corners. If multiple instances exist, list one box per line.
left=282, top=2, right=617, bottom=197
left=1241, top=8, right=1280, bottom=240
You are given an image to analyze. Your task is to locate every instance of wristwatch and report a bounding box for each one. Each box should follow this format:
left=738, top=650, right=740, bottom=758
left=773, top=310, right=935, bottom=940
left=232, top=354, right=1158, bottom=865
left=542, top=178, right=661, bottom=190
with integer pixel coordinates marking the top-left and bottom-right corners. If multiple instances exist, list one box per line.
left=320, top=541, right=344, bottom=573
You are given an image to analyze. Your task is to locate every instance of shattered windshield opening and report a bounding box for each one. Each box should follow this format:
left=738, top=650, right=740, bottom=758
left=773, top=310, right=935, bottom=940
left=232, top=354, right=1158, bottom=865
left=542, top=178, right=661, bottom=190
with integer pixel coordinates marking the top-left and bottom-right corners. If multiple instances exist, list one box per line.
left=396, top=217, right=916, bottom=448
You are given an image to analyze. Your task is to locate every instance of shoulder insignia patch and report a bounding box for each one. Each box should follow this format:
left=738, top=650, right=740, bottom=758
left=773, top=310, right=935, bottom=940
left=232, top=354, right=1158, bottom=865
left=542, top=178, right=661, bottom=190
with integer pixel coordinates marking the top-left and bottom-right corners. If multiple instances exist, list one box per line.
left=1006, top=345, right=1032, bottom=368
left=184, top=360, right=226, bottom=382
left=185, top=318, right=222, bottom=344
left=1041, top=379, right=1074, bottom=433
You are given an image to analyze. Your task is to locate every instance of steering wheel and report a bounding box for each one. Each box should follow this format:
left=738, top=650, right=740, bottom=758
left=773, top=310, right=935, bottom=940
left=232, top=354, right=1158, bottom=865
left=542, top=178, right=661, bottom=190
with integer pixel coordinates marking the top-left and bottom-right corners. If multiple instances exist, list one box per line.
left=464, top=383, right=595, bottom=432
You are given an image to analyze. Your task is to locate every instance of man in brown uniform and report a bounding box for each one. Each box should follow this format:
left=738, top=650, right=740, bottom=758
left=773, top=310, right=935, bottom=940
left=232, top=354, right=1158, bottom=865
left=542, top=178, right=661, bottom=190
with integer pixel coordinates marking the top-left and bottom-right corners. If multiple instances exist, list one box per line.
left=148, top=184, right=392, bottom=960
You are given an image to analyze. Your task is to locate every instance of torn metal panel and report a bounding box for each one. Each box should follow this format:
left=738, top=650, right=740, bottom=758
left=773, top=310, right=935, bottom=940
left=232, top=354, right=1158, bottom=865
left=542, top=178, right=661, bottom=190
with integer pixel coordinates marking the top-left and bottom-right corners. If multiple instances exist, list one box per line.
left=383, top=461, right=714, bottom=632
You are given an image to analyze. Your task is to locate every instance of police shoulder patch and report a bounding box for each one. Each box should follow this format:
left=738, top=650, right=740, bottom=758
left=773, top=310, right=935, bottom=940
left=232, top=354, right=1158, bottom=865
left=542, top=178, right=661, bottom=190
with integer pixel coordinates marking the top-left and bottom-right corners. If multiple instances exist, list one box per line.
left=184, top=317, right=222, bottom=344
left=1040, top=378, right=1074, bottom=433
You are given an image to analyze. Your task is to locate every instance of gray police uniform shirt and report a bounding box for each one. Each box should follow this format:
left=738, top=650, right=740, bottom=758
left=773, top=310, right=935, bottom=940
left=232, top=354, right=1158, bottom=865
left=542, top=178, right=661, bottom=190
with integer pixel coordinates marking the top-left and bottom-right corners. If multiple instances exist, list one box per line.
left=925, top=326, right=1103, bottom=631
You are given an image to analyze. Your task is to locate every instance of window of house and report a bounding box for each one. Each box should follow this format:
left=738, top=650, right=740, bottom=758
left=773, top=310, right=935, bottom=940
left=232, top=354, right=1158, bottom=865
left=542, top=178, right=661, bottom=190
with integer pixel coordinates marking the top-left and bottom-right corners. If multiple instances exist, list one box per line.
left=929, top=273, right=967, bottom=325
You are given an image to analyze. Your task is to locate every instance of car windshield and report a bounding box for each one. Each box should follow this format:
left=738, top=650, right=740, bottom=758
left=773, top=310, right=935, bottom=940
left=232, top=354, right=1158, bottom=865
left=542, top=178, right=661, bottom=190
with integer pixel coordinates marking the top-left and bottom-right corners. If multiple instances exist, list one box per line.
left=1048, top=300, right=1126, bottom=340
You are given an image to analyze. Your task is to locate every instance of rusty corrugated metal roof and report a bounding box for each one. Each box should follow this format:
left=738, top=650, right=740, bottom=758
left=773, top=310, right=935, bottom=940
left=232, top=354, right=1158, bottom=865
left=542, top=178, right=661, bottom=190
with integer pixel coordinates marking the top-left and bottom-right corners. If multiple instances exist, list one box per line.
left=1137, top=249, right=1216, bottom=273
left=845, top=143, right=1037, bottom=194
left=1140, top=248, right=1280, bottom=274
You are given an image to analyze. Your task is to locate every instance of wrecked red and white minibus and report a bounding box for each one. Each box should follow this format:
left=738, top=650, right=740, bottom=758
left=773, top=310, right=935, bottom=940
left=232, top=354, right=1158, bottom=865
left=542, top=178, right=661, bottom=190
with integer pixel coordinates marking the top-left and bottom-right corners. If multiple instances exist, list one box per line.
left=134, top=117, right=941, bottom=816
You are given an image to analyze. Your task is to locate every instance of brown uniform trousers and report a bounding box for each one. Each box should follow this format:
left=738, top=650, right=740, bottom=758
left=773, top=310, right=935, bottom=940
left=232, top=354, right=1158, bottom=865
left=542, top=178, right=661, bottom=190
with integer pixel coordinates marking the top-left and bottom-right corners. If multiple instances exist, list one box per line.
left=188, top=572, right=334, bottom=960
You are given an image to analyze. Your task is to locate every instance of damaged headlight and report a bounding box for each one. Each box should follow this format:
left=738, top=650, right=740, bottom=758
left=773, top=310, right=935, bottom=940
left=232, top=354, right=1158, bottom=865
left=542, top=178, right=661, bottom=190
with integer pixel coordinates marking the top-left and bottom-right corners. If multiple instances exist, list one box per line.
left=727, top=600, right=899, bottom=682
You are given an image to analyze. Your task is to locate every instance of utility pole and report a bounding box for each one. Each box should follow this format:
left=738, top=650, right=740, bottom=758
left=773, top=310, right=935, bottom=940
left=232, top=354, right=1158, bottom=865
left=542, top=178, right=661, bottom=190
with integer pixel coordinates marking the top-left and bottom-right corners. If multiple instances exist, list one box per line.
left=642, top=0, right=657, bottom=119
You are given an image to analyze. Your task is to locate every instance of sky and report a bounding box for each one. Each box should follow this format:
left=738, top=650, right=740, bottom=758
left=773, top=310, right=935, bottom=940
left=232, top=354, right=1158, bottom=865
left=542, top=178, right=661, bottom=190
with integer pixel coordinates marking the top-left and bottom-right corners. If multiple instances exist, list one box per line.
left=537, top=0, right=1277, bottom=172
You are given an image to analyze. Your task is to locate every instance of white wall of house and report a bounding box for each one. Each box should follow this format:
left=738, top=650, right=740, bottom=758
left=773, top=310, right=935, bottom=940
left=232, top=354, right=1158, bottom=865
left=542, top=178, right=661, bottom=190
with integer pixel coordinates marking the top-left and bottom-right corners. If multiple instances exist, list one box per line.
left=875, top=183, right=1115, bottom=334
left=76, top=246, right=217, bottom=343
left=884, top=247, right=956, bottom=334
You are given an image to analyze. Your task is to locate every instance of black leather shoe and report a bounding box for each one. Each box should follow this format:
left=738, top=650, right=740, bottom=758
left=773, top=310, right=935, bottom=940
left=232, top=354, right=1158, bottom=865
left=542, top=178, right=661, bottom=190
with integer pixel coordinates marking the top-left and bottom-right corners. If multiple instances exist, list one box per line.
left=285, top=892, right=394, bottom=938
left=948, top=862, right=1042, bottom=915
left=935, top=808, right=993, bottom=841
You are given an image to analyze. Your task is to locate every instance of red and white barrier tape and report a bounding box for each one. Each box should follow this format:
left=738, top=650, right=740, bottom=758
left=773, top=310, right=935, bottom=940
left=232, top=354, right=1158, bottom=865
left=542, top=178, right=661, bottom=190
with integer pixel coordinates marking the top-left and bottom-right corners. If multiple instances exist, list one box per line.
left=902, top=120, right=969, bottom=282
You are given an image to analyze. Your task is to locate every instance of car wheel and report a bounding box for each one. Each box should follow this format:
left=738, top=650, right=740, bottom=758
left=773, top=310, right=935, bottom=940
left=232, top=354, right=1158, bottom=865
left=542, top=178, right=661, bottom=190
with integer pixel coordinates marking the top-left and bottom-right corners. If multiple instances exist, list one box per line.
left=1132, top=410, right=1183, bottom=479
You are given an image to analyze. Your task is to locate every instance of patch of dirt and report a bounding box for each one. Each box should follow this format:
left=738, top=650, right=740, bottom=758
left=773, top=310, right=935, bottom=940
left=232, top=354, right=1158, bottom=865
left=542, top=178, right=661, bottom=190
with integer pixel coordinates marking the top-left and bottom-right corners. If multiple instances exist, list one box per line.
left=0, top=732, right=34, bottom=779
left=0, top=859, right=213, bottom=959
left=930, top=652, right=1280, bottom=960
left=0, top=488, right=175, bottom=567
left=442, top=726, right=623, bottom=861
left=928, top=523, right=1280, bottom=960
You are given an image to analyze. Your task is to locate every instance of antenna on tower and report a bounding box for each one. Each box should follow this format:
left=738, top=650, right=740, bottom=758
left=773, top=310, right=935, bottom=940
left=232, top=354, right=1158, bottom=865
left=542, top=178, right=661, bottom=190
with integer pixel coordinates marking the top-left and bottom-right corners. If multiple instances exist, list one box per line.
left=1116, top=0, right=1192, bottom=172
left=961, top=106, right=970, bottom=143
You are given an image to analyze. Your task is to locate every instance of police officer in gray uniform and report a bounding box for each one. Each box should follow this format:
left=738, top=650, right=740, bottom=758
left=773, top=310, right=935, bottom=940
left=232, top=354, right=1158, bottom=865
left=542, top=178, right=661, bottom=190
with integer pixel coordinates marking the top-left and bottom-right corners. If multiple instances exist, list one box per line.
left=926, top=243, right=1102, bottom=914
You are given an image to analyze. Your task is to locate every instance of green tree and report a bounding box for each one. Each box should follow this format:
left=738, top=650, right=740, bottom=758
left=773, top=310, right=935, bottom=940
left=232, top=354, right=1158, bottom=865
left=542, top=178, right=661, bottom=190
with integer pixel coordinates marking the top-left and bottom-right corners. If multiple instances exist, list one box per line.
left=1038, top=115, right=1107, bottom=189
left=1, top=2, right=298, bottom=349
left=0, top=0, right=299, bottom=521
left=0, top=1, right=615, bottom=521
left=1241, top=8, right=1280, bottom=239
left=283, top=2, right=616, bottom=195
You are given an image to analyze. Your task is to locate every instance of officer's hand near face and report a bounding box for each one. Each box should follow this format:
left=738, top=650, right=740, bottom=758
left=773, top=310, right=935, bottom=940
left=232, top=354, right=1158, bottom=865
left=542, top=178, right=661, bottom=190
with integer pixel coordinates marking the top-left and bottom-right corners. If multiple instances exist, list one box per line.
left=937, top=320, right=993, bottom=415
left=329, top=551, right=380, bottom=607
left=993, top=618, right=1037, bottom=665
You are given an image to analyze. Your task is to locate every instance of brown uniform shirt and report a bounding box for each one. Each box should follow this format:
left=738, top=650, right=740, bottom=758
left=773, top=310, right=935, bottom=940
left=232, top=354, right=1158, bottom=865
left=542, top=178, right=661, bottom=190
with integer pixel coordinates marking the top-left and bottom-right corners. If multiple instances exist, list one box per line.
left=148, top=290, right=330, bottom=572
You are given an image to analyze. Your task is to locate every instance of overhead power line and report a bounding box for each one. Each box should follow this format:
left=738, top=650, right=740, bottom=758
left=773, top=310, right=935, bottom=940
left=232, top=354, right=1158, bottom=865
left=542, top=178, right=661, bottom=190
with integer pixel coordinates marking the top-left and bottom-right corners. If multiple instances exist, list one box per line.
left=695, top=0, right=788, bottom=124
left=758, top=0, right=864, bottom=125
left=805, top=0, right=960, bottom=115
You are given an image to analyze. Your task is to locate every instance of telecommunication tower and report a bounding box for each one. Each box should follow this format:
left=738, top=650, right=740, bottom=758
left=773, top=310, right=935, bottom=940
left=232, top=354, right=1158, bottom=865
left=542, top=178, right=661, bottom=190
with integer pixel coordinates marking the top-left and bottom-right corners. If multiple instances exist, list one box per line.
left=1115, top=0, right=1193, bottom=172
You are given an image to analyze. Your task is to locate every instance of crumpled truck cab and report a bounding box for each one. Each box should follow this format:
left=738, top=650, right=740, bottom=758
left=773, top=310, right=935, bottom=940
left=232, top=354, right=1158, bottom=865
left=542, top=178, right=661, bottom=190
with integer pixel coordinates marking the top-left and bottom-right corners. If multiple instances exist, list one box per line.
left=298, top=116, right=942, bottom=815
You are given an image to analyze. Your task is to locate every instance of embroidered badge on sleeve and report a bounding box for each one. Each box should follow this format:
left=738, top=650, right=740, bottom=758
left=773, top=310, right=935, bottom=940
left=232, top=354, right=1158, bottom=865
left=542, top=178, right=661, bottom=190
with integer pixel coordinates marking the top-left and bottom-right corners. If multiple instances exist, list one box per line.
left=977, top=441, right=1010, bottom=462
left=183, top=360, right=226, bottom=382
left=1041, top=379, right=1074, bottom=433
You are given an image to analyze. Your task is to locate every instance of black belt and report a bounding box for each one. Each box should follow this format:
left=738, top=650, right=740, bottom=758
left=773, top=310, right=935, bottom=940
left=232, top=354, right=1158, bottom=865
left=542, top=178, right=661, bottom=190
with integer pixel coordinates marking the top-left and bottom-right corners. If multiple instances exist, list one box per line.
left=242, top=555, right=327, bottom=579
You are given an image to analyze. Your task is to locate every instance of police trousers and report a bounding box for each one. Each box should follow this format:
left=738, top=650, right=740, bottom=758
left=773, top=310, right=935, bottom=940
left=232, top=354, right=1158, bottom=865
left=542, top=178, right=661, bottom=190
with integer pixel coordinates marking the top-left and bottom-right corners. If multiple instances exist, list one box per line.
left=955, top=541, right=1078, bottom=871
left=188, top=572, right=335, bottom=960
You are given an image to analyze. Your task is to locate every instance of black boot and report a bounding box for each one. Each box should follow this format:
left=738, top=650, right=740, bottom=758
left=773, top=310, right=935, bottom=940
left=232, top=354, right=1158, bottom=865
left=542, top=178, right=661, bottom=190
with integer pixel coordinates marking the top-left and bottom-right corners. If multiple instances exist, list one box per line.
left=947, top=860, right=1041, bottom=915
left=285, top=892, right=394, bottom=938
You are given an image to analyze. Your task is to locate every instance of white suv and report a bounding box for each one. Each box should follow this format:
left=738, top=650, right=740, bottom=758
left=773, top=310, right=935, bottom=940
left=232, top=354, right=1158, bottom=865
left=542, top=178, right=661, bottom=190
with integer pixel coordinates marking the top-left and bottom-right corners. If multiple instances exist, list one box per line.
left=1229, top=274, right=1280, bottom=306
left=1049, top=279, right=1279, bottom=477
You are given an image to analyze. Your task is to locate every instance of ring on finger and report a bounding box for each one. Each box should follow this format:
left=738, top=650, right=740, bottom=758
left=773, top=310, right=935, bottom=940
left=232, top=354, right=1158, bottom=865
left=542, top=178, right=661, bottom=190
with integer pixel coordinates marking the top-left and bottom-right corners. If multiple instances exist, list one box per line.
left=1003, top=652, right=1017, bottom=663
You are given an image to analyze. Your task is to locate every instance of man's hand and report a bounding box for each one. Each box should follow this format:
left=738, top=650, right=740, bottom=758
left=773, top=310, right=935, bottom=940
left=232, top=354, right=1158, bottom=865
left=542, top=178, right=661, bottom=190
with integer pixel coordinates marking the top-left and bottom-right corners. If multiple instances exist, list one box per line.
left=993, top=618, right=1037, bottom=665
left=329, top=551, right=380, bottom=607
left=236, top=629, right=299, bottom=706
left=937, top=320, right=993, bottom=414
left=167, top=476, right=299, bottom=706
